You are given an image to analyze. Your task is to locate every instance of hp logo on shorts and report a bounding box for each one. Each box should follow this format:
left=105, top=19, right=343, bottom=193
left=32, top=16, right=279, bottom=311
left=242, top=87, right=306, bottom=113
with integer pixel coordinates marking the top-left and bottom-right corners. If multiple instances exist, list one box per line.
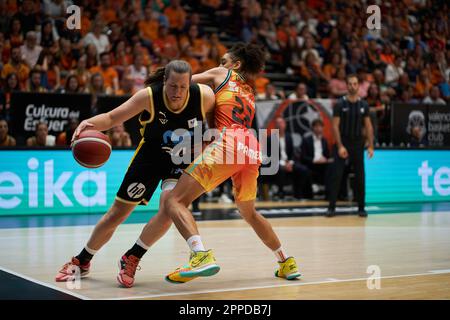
left=127, top=183, right=146, bottom=199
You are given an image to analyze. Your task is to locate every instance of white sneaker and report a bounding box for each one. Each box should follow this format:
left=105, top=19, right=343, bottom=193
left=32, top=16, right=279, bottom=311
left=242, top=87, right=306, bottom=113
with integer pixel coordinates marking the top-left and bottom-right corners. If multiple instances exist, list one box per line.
left=219, top=193, right=233, bottom=204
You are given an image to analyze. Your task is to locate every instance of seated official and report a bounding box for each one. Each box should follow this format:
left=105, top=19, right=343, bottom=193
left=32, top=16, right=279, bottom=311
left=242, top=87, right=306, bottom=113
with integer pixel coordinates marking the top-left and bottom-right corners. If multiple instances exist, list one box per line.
left=261, top=117, right=311, bottom=200
left=301, top=118, right=332, bottom=190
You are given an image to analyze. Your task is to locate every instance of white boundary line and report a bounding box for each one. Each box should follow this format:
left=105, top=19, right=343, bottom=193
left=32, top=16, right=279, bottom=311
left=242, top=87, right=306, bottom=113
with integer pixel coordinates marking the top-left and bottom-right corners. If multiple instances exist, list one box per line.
left=109, top=270, right=450, bottom=300
left=0, top=266, right=91, bottom=300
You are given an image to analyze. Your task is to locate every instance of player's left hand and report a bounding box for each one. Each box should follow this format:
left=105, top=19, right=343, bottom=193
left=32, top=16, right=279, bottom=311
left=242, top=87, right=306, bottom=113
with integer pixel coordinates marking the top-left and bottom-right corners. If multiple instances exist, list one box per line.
left=367, top=147, right=374, bottom=159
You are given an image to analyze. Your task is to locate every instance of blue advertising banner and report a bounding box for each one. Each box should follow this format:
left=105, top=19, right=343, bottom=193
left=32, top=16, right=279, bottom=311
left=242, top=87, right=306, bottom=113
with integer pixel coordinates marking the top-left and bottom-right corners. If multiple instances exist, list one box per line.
left=0, top=150, right=161, bottom=215
left=366, top=150, right=450, bottom=203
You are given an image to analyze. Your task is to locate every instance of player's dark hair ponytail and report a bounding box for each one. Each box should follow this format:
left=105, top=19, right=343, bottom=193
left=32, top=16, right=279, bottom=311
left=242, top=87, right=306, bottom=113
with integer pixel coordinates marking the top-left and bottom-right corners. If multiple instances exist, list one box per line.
left=228, top=43, right=266, bottom=76
left=144, top=60, right=192, bottom=86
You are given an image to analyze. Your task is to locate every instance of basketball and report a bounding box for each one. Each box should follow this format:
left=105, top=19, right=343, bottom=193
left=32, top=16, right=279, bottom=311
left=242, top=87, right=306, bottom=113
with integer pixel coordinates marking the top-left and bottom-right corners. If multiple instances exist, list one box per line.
left=72, top=130, right=112, bottom=168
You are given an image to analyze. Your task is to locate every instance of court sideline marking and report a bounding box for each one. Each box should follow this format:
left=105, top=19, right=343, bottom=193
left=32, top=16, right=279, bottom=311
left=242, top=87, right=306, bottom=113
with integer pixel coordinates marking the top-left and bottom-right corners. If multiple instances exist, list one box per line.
left=111, top=270, right=450, bottom=300
left=0, top=266, right=91, bottom=300
left=1, top=265, right=448, bottom=300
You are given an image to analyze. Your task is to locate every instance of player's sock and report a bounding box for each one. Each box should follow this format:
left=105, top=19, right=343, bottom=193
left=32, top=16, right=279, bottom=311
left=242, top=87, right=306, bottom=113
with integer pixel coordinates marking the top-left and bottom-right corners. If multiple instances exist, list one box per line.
left=187, top=235, right=205, bottom=252
left=125, top=238, right=149, bottom=259
left=273, top=247, right=288, bottom=262
left=76, top=246, right=97, bottom=265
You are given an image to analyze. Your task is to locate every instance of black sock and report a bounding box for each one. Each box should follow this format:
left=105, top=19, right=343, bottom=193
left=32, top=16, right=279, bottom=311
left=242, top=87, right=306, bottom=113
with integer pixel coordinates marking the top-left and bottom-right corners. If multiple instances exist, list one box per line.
left=75, top=248, right=94, bottom=265
left=125, top=243, right=148, bottom=259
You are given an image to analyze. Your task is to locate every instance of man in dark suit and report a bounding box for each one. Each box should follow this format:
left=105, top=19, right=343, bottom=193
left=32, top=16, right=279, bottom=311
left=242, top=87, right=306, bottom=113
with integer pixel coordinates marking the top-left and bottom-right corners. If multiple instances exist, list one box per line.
left=301, top=119, right=332, bottom=194
left=272, top=117, right=312, bottom=200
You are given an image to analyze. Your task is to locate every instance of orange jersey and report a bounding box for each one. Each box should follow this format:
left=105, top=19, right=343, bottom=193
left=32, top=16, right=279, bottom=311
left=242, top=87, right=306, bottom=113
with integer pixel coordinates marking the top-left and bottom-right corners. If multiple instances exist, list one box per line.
left=214, top=70, right=256, bottom=130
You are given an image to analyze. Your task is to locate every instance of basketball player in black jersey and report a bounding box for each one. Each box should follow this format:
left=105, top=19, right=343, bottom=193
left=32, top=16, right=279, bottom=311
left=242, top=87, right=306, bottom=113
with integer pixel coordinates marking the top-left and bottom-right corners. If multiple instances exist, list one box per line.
left=55, top=60, right=216, bottom=287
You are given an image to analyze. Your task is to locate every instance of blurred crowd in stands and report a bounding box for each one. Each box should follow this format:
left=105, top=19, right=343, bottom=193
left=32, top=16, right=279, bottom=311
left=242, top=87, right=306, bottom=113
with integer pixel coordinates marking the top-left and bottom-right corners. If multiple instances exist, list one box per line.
left=0, top=0, right=449, bottom=203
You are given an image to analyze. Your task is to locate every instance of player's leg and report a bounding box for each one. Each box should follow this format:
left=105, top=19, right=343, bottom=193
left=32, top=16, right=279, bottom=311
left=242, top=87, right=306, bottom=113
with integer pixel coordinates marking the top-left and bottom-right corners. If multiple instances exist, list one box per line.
left=164, top=173, right=204, bottom=239
left=233, top=165, right=301, bottom=280
left=55, top=200, right=136, bottom=282
left=117, top=189, right=173, bottom=287
left=164, top=172, right=223, bottom=282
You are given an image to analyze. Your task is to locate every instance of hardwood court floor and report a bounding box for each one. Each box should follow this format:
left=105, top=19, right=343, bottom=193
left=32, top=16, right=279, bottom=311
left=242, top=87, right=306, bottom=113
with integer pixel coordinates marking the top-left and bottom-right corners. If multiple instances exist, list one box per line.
left=0, top=212, right=450, bottom=299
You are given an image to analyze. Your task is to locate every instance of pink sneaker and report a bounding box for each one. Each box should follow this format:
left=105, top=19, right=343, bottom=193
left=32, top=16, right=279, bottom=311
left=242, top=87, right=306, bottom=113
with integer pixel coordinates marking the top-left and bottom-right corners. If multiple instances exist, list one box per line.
left=117, top=255, right=141, bottom=288
left=55, top=257, right=90, bottom=282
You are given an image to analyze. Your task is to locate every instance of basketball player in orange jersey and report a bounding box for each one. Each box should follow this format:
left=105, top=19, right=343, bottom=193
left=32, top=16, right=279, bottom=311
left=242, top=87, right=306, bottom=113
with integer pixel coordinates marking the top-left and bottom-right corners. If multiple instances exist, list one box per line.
left=161, top=43, right=301, bottom=283
left=54, top=61, right=216, bottom=287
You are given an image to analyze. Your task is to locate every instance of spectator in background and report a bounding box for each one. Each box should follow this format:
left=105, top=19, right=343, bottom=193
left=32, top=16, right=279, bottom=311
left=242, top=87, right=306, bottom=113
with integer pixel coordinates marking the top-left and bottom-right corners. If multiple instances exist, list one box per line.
left=20, top=31, right=43, bottom=69
left=7, top=18, right=24, bottom=48
left=254, top=74, right=270, bottom=98
left=328, top=67, right=347, bottom=98
left=365, top=39, right=384, bottom=71
left=0, top=73, right=20, bottom=122
left=125, top=53, right=148, bottom=92
left=288, top=83, right=309, bottom=100
left=37, top=19, right=60, bottom=55
left=385, top=55, right=404, bottom=86
left=58, top=37, right=76, bottom=73
left=366, top=84, right=387, bottom=143
left=43, top=0, right=67, bottom=29
left=26, top=121, right=55, bottom=147
left=56, top=118, right=79, bottom=146
left=300, top=51, right=327, bottom=98
left=400, top=86, right=419, bottom=104
left=89, top=72, right=112, bottom=95
left=183, top=12, right=204, bottom=37
left=139, top=6, right=160, bottom=44
left=356, top=68, right=371, bottom=98
left=201, top=33, right=226, bottom=70
left=423, top=86, right=446, bottom=105
left=323, top=52, right=344, bottom=81
left=27, top=69, right=46, bottom=92
left=1, top=46, right=30, bottom=89
left=13, top=0, right=39, bottom=35
left=258, top=84, right=285, bottom=100
left=179, top=25, right=209, bottom=65
left=152, top=25, right=179, bottom=60
left=122, top=11, right=141, bottom=46
left=414, top=69, right=433, bottom=99
left=36, top=50, right=61, bottom=91
left=83, top=20, right=111, bottom=56
left=116, top=75, right=136, bottom=96
left=90, top=52, right=119, bottom=93
left=72, top=54, right=91, bottom=92
left=111, top=39, right=133, bottom=77
left=0, top=119, right=16, bottom=147
left=60, top=74, right=81, bottom=93
left=273, top=116, right=295, bottom=199
left=405, top=55, right=421, bottom=83
left=164, top=0, right=186, bottom=35
left=108, top=123, right=132, bottom=147
left=395, top=73, right=411, bottom=98
left=300, top=118, right=331, bottom=197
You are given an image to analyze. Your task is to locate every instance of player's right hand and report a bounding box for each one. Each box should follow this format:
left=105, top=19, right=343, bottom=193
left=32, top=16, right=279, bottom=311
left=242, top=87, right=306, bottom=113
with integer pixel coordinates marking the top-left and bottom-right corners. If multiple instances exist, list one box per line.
left=338, top=146, right=348, bottom=159
left=71, top=120, right=94, bottom=144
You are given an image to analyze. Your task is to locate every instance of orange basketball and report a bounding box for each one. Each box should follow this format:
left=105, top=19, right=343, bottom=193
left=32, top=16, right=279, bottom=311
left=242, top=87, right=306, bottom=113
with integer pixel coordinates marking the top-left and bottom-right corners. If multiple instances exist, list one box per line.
left=72, top=130, right=112, bottom=168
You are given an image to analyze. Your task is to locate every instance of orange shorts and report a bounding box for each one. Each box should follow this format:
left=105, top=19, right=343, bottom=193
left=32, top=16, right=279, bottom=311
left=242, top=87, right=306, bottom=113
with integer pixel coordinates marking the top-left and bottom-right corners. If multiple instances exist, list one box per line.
left=185, top=127, right=261, bottom=202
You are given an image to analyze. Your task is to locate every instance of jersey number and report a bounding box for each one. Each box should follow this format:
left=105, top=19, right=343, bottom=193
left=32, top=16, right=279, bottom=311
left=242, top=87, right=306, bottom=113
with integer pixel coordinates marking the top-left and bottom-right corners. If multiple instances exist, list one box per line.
left=232, top=96, right=253, bottom=128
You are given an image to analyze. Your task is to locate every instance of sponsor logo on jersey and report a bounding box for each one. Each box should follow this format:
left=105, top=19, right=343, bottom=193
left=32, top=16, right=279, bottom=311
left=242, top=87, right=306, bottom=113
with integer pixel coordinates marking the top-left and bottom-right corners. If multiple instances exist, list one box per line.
left=127, top=182, right=146, bottom=199
left=188, top=118, right=198, bottom=128
left=159, top=111, right=168, bottom=125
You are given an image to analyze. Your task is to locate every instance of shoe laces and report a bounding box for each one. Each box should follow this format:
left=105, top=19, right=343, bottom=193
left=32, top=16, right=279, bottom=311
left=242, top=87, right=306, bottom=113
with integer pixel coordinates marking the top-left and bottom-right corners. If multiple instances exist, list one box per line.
left=123, top=256, right=141, bottom=277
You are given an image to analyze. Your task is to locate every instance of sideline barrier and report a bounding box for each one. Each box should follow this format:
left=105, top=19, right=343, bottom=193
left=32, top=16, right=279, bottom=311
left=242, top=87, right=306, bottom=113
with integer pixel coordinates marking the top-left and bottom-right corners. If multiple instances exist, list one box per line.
left=0, top=149, right=161, bottom=216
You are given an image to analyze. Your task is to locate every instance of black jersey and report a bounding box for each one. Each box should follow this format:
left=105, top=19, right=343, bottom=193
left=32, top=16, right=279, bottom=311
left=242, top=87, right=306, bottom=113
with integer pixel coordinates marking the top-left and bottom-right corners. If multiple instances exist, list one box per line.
left=137, top=82, right=205, bottom=161
left=115, top=83, right=205, bottom=205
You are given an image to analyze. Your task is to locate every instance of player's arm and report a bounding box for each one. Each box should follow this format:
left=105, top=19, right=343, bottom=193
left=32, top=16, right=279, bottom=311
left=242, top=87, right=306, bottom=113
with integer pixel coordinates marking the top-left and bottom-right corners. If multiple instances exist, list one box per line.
left=364, top=116, right=374, bottom=158
left=72, top=88, right=150, bottom=141
left=192, top=67, right=228, bottom=89
left=332, top=116, right=348, bottom=159
left=199, top=83, right=216, bottom=129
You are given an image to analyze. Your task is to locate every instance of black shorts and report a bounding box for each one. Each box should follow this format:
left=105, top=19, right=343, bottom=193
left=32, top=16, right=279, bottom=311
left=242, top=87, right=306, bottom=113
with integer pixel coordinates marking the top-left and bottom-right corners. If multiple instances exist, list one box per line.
left=116, top=146, right=187, bottom=205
